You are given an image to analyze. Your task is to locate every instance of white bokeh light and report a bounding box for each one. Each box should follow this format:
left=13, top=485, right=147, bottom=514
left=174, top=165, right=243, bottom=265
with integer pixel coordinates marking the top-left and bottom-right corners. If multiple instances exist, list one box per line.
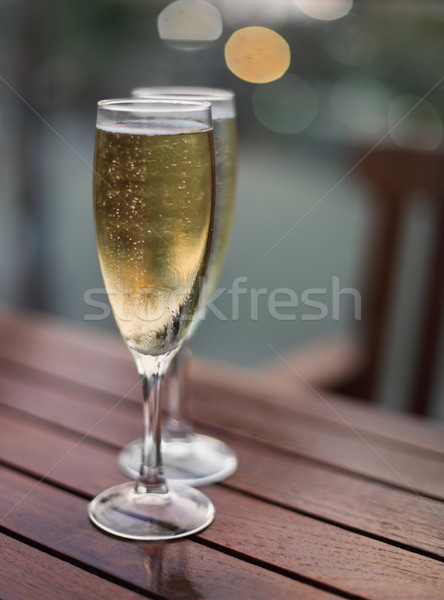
left=252, top=74, right=318, bottom=134
left=293, top=0, right=353, bottom=21
left=158, top=0, right=223, bottom=50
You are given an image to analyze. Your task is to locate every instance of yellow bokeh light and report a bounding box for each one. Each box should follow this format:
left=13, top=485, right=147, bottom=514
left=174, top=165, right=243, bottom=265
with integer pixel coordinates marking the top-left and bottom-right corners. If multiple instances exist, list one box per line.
left=224, top=27, right=290, bottom=84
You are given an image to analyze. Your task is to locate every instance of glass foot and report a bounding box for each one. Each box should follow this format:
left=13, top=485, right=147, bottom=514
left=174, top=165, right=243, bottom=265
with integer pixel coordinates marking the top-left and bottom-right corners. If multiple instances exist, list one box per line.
left=118, top=433, right=238, bottom=487
left=88, top=480, right=215, bottom=540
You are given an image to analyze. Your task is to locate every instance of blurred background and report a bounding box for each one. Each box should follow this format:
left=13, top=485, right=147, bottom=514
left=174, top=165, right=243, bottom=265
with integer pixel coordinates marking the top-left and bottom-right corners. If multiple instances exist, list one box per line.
left=0, top=0, right=443, bottom=417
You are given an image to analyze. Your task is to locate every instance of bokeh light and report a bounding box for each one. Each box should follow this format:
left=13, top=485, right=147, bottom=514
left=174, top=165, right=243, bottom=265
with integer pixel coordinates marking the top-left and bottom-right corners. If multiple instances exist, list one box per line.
left=224, top=27, right=290, bottom=84
left=330, top=74, right=390, bottom=137
left=293, top=0, right=353, bottom=21
left=389, top=95, right=442, bottom=150
left=252, top=74, right=318, bottom=134
left=157, top=0, right=223, bottom=51
left=214, top=0, right=289, bottom=29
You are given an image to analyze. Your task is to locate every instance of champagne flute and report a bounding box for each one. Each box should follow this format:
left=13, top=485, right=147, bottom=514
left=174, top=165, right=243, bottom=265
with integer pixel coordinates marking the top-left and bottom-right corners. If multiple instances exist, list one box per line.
left=88, top=98, right=216, bottom=540
left=118, top=87, right=238, bottom=486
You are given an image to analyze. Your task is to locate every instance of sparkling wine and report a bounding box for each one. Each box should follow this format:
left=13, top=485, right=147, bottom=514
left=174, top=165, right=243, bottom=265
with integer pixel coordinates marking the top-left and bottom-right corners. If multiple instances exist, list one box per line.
left=204, top=116, right=237, bottom=297
left=94, top=122, right=214, bottom=356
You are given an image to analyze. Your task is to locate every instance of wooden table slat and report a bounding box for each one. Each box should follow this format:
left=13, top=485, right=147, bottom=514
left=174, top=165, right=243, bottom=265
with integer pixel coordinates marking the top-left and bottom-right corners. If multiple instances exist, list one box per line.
left=191, top=383, right=444, bottom=500
left=0, top=467, right=334, bottom=600
left=0, top=533, right=150, bottom=600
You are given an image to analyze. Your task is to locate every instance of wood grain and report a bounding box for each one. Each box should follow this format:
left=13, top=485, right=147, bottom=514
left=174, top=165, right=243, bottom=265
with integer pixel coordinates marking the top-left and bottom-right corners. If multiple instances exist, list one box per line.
left=0, top=533, right=149, bottom=600
left=2, top=353, right=443, bottom=503
left=0, top=467, right=334, bottom=600
left=1, top=310, right=444, bottom=600
left=0, top=370, right=443, bottom=561
left=191, top=359, right=444, bottom=456
left=190, top=382, right=444, bottom=500
left=0, top=465, right=443, bottom=600
left=201, top=486, right=444, bottom=600
left=1, top=309, right=443, bottom=457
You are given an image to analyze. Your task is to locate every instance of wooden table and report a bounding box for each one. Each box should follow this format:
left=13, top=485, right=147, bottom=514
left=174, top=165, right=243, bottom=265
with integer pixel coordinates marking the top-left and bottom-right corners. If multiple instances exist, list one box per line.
left=0, top=308, right=443, bottom=599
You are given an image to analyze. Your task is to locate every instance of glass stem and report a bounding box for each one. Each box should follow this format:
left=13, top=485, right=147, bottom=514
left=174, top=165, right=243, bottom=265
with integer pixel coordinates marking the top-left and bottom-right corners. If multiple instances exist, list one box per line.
left=164, top=339, right=193, bottom=441
left=132, top=352, right=169, bottom=494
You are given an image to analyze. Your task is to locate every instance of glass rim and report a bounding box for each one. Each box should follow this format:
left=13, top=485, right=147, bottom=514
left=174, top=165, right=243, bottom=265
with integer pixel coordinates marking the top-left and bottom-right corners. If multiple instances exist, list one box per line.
left=97, top=98, right=212, bottom=113
left=131, top=87, right=235, bottom=102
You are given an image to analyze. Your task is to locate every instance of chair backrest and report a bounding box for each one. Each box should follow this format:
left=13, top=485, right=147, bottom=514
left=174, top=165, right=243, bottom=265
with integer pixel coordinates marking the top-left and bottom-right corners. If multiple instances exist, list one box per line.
left=353, top=145, right=444, bottom=415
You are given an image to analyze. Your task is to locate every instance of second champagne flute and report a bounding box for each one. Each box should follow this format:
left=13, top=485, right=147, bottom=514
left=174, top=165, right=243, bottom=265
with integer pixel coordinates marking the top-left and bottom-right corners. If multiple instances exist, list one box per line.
left=118, top=87, right=238, bottom=486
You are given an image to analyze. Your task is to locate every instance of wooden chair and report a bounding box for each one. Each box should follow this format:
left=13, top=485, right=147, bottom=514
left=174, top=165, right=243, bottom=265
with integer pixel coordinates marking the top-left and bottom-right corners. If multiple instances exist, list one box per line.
left=263, top=145, right=444, bottom=416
